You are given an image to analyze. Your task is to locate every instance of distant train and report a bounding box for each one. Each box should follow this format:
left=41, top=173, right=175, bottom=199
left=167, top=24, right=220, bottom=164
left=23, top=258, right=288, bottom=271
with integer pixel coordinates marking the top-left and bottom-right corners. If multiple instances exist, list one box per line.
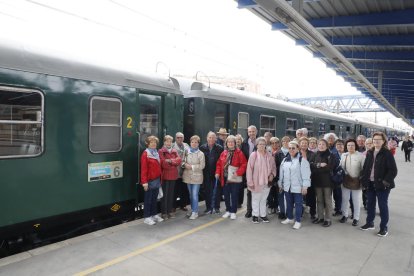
left=0, top=41, right=405, bottom=256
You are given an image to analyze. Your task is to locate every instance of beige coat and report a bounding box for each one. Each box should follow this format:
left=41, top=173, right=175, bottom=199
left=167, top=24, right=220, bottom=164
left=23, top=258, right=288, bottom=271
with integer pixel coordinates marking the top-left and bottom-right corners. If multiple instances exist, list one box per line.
left=182, top=149, right=205, bottom=184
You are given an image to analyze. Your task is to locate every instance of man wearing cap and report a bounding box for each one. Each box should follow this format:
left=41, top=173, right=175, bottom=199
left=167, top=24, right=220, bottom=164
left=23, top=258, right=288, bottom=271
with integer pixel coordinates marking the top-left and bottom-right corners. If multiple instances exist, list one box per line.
left=217, top=128, right=229, bottom=148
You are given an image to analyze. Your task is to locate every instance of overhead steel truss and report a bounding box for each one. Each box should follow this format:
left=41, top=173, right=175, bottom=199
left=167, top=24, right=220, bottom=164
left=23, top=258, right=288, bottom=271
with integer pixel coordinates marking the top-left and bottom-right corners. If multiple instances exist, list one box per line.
left=289, top=95, right=386, bottom=113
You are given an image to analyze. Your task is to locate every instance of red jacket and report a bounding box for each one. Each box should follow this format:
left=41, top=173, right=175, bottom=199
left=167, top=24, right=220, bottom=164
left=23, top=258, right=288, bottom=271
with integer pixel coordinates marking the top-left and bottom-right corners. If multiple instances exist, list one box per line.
left=159, top=147, right=182, bottom=181
left=215, top=148, right=247, bottom=187
left=140, top=150, right=161, bottom=185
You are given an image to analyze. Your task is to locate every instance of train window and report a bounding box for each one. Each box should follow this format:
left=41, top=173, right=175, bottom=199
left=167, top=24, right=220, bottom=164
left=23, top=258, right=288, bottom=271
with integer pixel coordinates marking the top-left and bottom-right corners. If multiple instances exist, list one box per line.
left=260, top=115, right=276, bottom=136
left=285, top=118, right=297, bottom=137
left=214, top=103, right=228, bottom=132
left=339, top=125, right=344, bottom=139
left=304, top=120, right=314, bottom=137
left=238, top=112, right=249, bottom=138
left=330, top=124, right=336, bottom=132
left=318, top=123, right=326, bottom=137
left=89, top=96, right=122, bottom=153
left=0, top=87, right=44, bottom=158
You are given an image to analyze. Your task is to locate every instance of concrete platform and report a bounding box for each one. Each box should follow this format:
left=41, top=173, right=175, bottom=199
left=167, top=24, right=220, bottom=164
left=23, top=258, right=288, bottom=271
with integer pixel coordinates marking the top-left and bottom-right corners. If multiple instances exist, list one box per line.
left=1, top=149, right=413, bottom=276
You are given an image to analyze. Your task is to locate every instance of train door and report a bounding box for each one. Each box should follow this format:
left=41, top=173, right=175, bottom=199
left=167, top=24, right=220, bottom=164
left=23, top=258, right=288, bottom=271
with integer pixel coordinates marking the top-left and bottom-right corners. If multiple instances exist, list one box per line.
left=213, top=102, right=229, bottom=134
left=136, top=92, right=163, bottom=204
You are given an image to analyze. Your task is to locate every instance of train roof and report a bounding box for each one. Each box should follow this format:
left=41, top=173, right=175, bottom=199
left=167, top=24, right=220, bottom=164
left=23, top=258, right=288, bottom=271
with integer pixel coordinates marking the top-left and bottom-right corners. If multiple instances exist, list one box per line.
left=0, top=40, right=180, bottom=94
left=179, top=79, right=357, bottom=124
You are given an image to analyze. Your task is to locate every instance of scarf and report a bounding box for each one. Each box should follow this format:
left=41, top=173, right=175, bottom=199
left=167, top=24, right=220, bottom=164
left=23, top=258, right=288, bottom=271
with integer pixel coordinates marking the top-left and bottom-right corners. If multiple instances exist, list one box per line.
left=165, top=146, right=172, bottom=153
left=281, top=147, right=288, bottom=156
left=190, top=147, right=199, bottom=153
left=224, top=148, right=235, bottom=177
left=146, top=148, right=160, bottom=162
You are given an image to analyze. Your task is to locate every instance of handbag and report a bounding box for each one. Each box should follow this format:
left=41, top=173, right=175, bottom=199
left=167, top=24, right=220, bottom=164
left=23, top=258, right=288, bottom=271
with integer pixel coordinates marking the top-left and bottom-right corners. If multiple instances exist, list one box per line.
left=342, top=155, right=361, bottom=190
left=227, top=165, right=242, bottom=183
left=330, top=155, right=344, bottom=187
left=148, top=178, right=161, bottom=190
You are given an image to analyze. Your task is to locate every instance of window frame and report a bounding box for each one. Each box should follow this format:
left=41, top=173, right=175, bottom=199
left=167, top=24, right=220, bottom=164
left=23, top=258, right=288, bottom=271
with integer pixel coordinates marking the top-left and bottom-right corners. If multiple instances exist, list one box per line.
left=304, top=120, right=314, bottom=137
left=89, top=96, right=122, bottom=154
left=237, top=112, right=249, bottom=135
left=0, top=86, right=44, bottom=159
left=285, top=118, right=298, bottom=136
left=260, top=114, right=276, bottom=136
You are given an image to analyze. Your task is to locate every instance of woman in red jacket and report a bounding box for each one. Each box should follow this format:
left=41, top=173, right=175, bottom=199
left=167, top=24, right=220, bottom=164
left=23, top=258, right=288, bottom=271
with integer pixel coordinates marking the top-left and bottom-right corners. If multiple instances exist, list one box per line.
left=141, top=135, right=163, bottom=226
left=215, top=135, right=247, bottom=220
left=159, top=135, right=182, bottom=219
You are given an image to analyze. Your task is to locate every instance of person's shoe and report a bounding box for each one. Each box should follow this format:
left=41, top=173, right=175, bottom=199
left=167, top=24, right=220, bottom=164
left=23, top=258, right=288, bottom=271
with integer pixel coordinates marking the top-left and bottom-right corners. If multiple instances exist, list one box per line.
left=230, top=213, right=237, bottom=220
left=268, top=208, right=276, bottom=215
left=189, top=212, right=198, bottom=220
left=261, top=216, right=270, bottom=223
left=293, top=221, right=301, bottom=230
left=214, top=209, right=221, bottom=214
left=310, top=215, right=316, bottom=220
left=152, top=215, right=164, bottom=223
left=252, top=216, right=259, bottom=224
left=144, top=217, right=156, bottom=225
left=332, top=210, right=342, bottom=217
left=312, top=218, right=324, bottom=224
left=161, top=214, right=169, bottom=220
left=339, top=216, right=348, bottom=223
left=181, top=206, right=188, bottom=211
left=350, top=214, right=354, bottom=219
left=245, top=211, right=252, bottom=218
left=322, top=220, right=332, bottom=227
left=168, top=213, right=176, bottom=219
left=281, top=218, right=294, bottom=225
left=377, top=229, right=388, bottom=237
left=352, top=219, right=359, bottom=226
left=222, top=211, right=231, bottom=218
left=360, top=223, right=375, bottom=231
left=204, top=209, right=213, bottom=214
left=278, top=213, right=287, bottom=220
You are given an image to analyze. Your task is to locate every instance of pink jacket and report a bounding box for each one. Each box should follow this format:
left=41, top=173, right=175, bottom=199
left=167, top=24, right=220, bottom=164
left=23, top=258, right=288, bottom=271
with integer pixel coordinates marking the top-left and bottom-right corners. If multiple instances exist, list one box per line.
left=246, top=151, right=276, bottom=193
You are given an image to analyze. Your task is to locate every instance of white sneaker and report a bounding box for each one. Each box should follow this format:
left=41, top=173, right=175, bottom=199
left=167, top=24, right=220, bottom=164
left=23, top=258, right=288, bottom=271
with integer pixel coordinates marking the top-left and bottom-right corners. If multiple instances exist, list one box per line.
left=293, top=221, right=301, bottom=229
left=230, top=213, right=237, bottom=220
left=281, top=218, right=294, bottom=225
left=222, top=212, right=231, bottom=218
left=189, top=212, right=198, bottom=220
left=144, top=217, right=156, bottom=225
left=152, top=215, right=164, bottom=223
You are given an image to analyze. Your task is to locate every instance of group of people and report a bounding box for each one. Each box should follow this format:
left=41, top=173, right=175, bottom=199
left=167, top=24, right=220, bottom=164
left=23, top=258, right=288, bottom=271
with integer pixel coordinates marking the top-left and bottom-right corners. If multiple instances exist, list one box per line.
left=139, top=126, right=398, bottom=237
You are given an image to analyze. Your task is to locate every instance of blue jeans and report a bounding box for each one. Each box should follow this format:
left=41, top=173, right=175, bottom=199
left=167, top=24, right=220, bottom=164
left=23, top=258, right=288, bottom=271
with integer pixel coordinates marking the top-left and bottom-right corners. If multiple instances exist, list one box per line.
left=366, top=187, right=391, bottom=231
left=187, top=184, right=201, bottom=213
left=278, top=190, right=286, bottom=215
left=285, top=192, right=303, bottom=222
left=144, top=187, right=159, bottom=218
left=223, top=182, right=240, bottom=213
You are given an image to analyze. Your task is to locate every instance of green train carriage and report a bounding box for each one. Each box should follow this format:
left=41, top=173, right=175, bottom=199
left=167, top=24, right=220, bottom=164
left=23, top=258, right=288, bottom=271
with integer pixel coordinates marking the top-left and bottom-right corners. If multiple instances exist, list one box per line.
left=180, top=79, right=357, bottom=141
left=0, top=42, right=183, bottom=254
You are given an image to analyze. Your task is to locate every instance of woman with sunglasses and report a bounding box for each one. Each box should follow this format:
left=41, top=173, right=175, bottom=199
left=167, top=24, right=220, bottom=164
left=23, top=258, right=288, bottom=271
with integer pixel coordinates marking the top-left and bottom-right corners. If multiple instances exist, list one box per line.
left=278, top=141, right=311, bottom=229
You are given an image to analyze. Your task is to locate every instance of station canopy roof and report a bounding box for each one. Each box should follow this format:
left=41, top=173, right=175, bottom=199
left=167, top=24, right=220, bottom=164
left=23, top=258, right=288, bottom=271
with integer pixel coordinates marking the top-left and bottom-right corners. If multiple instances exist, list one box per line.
left=237, top=0, right=414, bottom=126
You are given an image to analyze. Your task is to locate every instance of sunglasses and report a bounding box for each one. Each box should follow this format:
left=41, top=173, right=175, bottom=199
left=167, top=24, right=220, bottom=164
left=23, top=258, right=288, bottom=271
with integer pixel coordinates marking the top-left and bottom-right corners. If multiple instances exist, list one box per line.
left=288, top=147, right=297, bottom=150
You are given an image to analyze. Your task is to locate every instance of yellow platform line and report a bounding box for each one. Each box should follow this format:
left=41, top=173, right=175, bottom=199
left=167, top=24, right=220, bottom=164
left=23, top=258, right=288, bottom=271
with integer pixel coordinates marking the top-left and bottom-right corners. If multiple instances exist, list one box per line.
left=74, top=212, right=239, bottom=276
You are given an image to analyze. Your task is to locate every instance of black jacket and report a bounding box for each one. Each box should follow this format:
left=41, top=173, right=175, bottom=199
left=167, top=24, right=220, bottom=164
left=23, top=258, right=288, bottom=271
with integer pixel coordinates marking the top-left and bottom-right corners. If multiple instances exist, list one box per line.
left=401, top=140, right=413, bottom=152
left=361, top=148, right=397, bottom=190
left=200, top=143, right=224, bottom=181
left=275, top=150, right=289, bottom=182
left=311, top=150, right=336, bottom=188
left=241, top=139, right=256, bottom=160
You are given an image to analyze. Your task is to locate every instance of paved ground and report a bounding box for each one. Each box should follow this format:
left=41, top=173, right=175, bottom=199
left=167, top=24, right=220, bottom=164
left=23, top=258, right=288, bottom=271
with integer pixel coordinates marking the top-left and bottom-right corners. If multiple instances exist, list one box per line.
left=1, top=149, right=413, bottom=276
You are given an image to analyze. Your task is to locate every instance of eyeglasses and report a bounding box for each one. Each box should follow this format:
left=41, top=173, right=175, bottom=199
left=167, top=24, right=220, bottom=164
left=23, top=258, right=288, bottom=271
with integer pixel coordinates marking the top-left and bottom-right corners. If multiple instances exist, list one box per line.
left=176, top=137, right=183, bottom=139
left=288, top=147, right=297, bottom=150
